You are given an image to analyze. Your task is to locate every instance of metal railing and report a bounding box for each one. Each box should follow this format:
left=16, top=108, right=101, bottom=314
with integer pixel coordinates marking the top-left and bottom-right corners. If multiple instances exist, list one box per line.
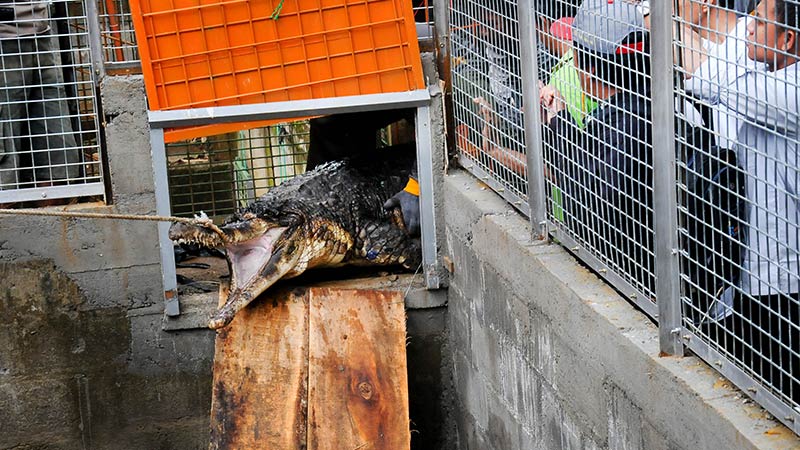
left=447, top=0, right=800, bottom=434
left=96, top=0, right=139, bottom=68
left=413, top=0, right=435, bottom=40
left=0, top=0, right=105, bottom=204
left=167, top=122, right=309, bottom=221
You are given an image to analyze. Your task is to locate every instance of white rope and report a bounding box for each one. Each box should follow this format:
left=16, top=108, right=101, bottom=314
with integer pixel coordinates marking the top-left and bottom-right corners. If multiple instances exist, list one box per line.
left=0, top=208, right=226, bottom=238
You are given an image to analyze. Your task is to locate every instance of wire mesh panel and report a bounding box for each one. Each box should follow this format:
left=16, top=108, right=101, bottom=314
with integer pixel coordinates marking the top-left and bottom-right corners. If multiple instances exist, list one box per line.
left=674, top=0, right=800, bottom=429
left=167, top=121, right=309, bottom=220
left=0, top=0, right=105, bottom=204
left=533, top=1, right=657, bottom=310
left=449, top=0, right=530, bottom=211
left=445, top=0, right=800, bottom=433
left=413, top=0, right=434, bottom=39
left=97, top=0, right=139, bottom=66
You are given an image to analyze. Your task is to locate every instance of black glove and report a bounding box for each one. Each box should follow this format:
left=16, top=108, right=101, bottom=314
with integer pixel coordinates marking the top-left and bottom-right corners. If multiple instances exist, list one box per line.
left=384, top=179, right=421, bottom=237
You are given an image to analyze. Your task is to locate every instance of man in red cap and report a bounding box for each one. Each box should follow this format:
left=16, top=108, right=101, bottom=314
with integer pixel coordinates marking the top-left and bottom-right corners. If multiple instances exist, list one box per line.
left=548, top=0, right=656, bottom=290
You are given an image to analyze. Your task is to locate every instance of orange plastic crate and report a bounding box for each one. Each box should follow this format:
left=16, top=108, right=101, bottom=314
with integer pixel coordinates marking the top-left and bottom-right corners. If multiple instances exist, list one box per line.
left=130, top=0, right=425, bottom=142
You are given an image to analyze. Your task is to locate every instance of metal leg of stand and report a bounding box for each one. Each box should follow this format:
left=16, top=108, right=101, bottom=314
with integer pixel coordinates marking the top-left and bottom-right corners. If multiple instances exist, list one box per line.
left=150, top=128, right=179, bottom=316
left=415, top=104, right=440, bottom=289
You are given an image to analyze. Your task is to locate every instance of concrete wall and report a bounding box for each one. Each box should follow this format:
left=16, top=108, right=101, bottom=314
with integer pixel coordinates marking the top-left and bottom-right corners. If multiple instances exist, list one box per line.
left=0, top=76, right=215, bottom=450
left=443, top=169, right=800, bottom=450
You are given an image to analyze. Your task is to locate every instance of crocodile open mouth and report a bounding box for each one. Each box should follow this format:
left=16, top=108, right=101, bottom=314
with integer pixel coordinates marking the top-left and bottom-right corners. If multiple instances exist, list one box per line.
left=207, top=226, right=298, bottom=329
left=169, top=220, right=303, bottom=329
left=227, top=227, right=286, bottom=292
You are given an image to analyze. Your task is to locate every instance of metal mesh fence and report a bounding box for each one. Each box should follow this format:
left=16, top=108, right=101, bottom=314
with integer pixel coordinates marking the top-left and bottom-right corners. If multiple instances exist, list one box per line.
left=97, top=0, right=138, bottom=67
left=448, top=0, right=800, bottom=432
left=0, top=0, right=105, bottom=204
left=538, top=1, right=657, bottom=308
left=167, top=121, right=309, bottom=221
left=413, top=0, right=434, bottom=40
left=449, top=0, right=529, bottom=212
left=673, top=0, right=799, bottom=418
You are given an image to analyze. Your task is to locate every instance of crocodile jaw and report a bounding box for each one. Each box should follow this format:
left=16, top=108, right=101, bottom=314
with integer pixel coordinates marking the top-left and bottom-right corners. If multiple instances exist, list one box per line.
left=227, top=227, right=287, bottom=293
left=208, top=226, right=301, bottom=329
left=168, top=217, right=270, bottom=248
left=169, top=221, right=303, bottom=329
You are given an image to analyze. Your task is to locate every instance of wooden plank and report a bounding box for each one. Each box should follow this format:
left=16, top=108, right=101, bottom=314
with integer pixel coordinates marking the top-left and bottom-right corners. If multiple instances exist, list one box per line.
left=306, top=288, right=410, bottom=450
left=209, top=286, right=309, bottom=450
left=209, top=284, right=410, bottom=449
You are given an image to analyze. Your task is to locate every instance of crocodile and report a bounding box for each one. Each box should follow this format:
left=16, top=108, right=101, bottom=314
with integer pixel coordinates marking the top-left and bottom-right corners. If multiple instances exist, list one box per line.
left=169, top=151, right=421, bottom=329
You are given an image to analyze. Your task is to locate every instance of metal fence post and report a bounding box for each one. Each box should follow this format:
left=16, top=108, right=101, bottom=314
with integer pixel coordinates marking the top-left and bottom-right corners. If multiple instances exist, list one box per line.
left=433, top=0, right=450, bottom=83
left=650, top=2, right=684, bottom=356
left=416, top=103, right=441, bottom=290
left=517, top=0, right=547, bottom=239
left=84, top=0, right=107, bottom=80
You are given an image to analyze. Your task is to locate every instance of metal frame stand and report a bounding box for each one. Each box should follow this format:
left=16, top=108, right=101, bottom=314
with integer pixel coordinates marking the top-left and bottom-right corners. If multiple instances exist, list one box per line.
left=148, top=89, right=441, bottom=314
left=415, top=103, right=440, bottom=289
left=149, top=128, right=179, bottom=316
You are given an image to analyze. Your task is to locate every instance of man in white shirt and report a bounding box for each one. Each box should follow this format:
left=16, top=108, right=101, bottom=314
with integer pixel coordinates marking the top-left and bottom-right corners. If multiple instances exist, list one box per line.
left=691, top=0, right=800, bottom=404
left=685, top=8, right=767, bottom=149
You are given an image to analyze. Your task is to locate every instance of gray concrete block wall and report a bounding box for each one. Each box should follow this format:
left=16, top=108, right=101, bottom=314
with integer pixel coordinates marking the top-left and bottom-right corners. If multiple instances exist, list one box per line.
left=443, top=169, right=800, bottom=450
left=0, top=76, right=215, bottom=450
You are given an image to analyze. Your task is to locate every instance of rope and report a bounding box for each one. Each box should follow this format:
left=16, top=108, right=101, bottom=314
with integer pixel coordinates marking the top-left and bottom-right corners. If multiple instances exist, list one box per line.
left=270, top=0, right=285, bottom=19
left=0, top=208, right=227, bottom=238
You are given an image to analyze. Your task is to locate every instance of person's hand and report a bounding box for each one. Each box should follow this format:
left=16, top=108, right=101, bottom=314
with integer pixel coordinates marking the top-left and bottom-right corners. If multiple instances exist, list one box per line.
left=384, top=178, right=421, bottom=237
left=539, top=84, right=565, bottom=123
left=456, top=123, right=479, bottom=158
left=473, top=96, right=494, bottom=123
left=539, top=83, right=557, bottom=108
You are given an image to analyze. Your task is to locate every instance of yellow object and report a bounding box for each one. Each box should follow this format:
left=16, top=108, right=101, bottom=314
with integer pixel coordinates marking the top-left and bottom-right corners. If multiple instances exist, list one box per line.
left=403, top=177, right=420, bottom=196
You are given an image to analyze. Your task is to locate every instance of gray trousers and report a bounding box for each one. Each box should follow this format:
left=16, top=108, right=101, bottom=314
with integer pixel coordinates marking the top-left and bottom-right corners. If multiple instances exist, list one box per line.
left=0, top=31, right=82, bottom=189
